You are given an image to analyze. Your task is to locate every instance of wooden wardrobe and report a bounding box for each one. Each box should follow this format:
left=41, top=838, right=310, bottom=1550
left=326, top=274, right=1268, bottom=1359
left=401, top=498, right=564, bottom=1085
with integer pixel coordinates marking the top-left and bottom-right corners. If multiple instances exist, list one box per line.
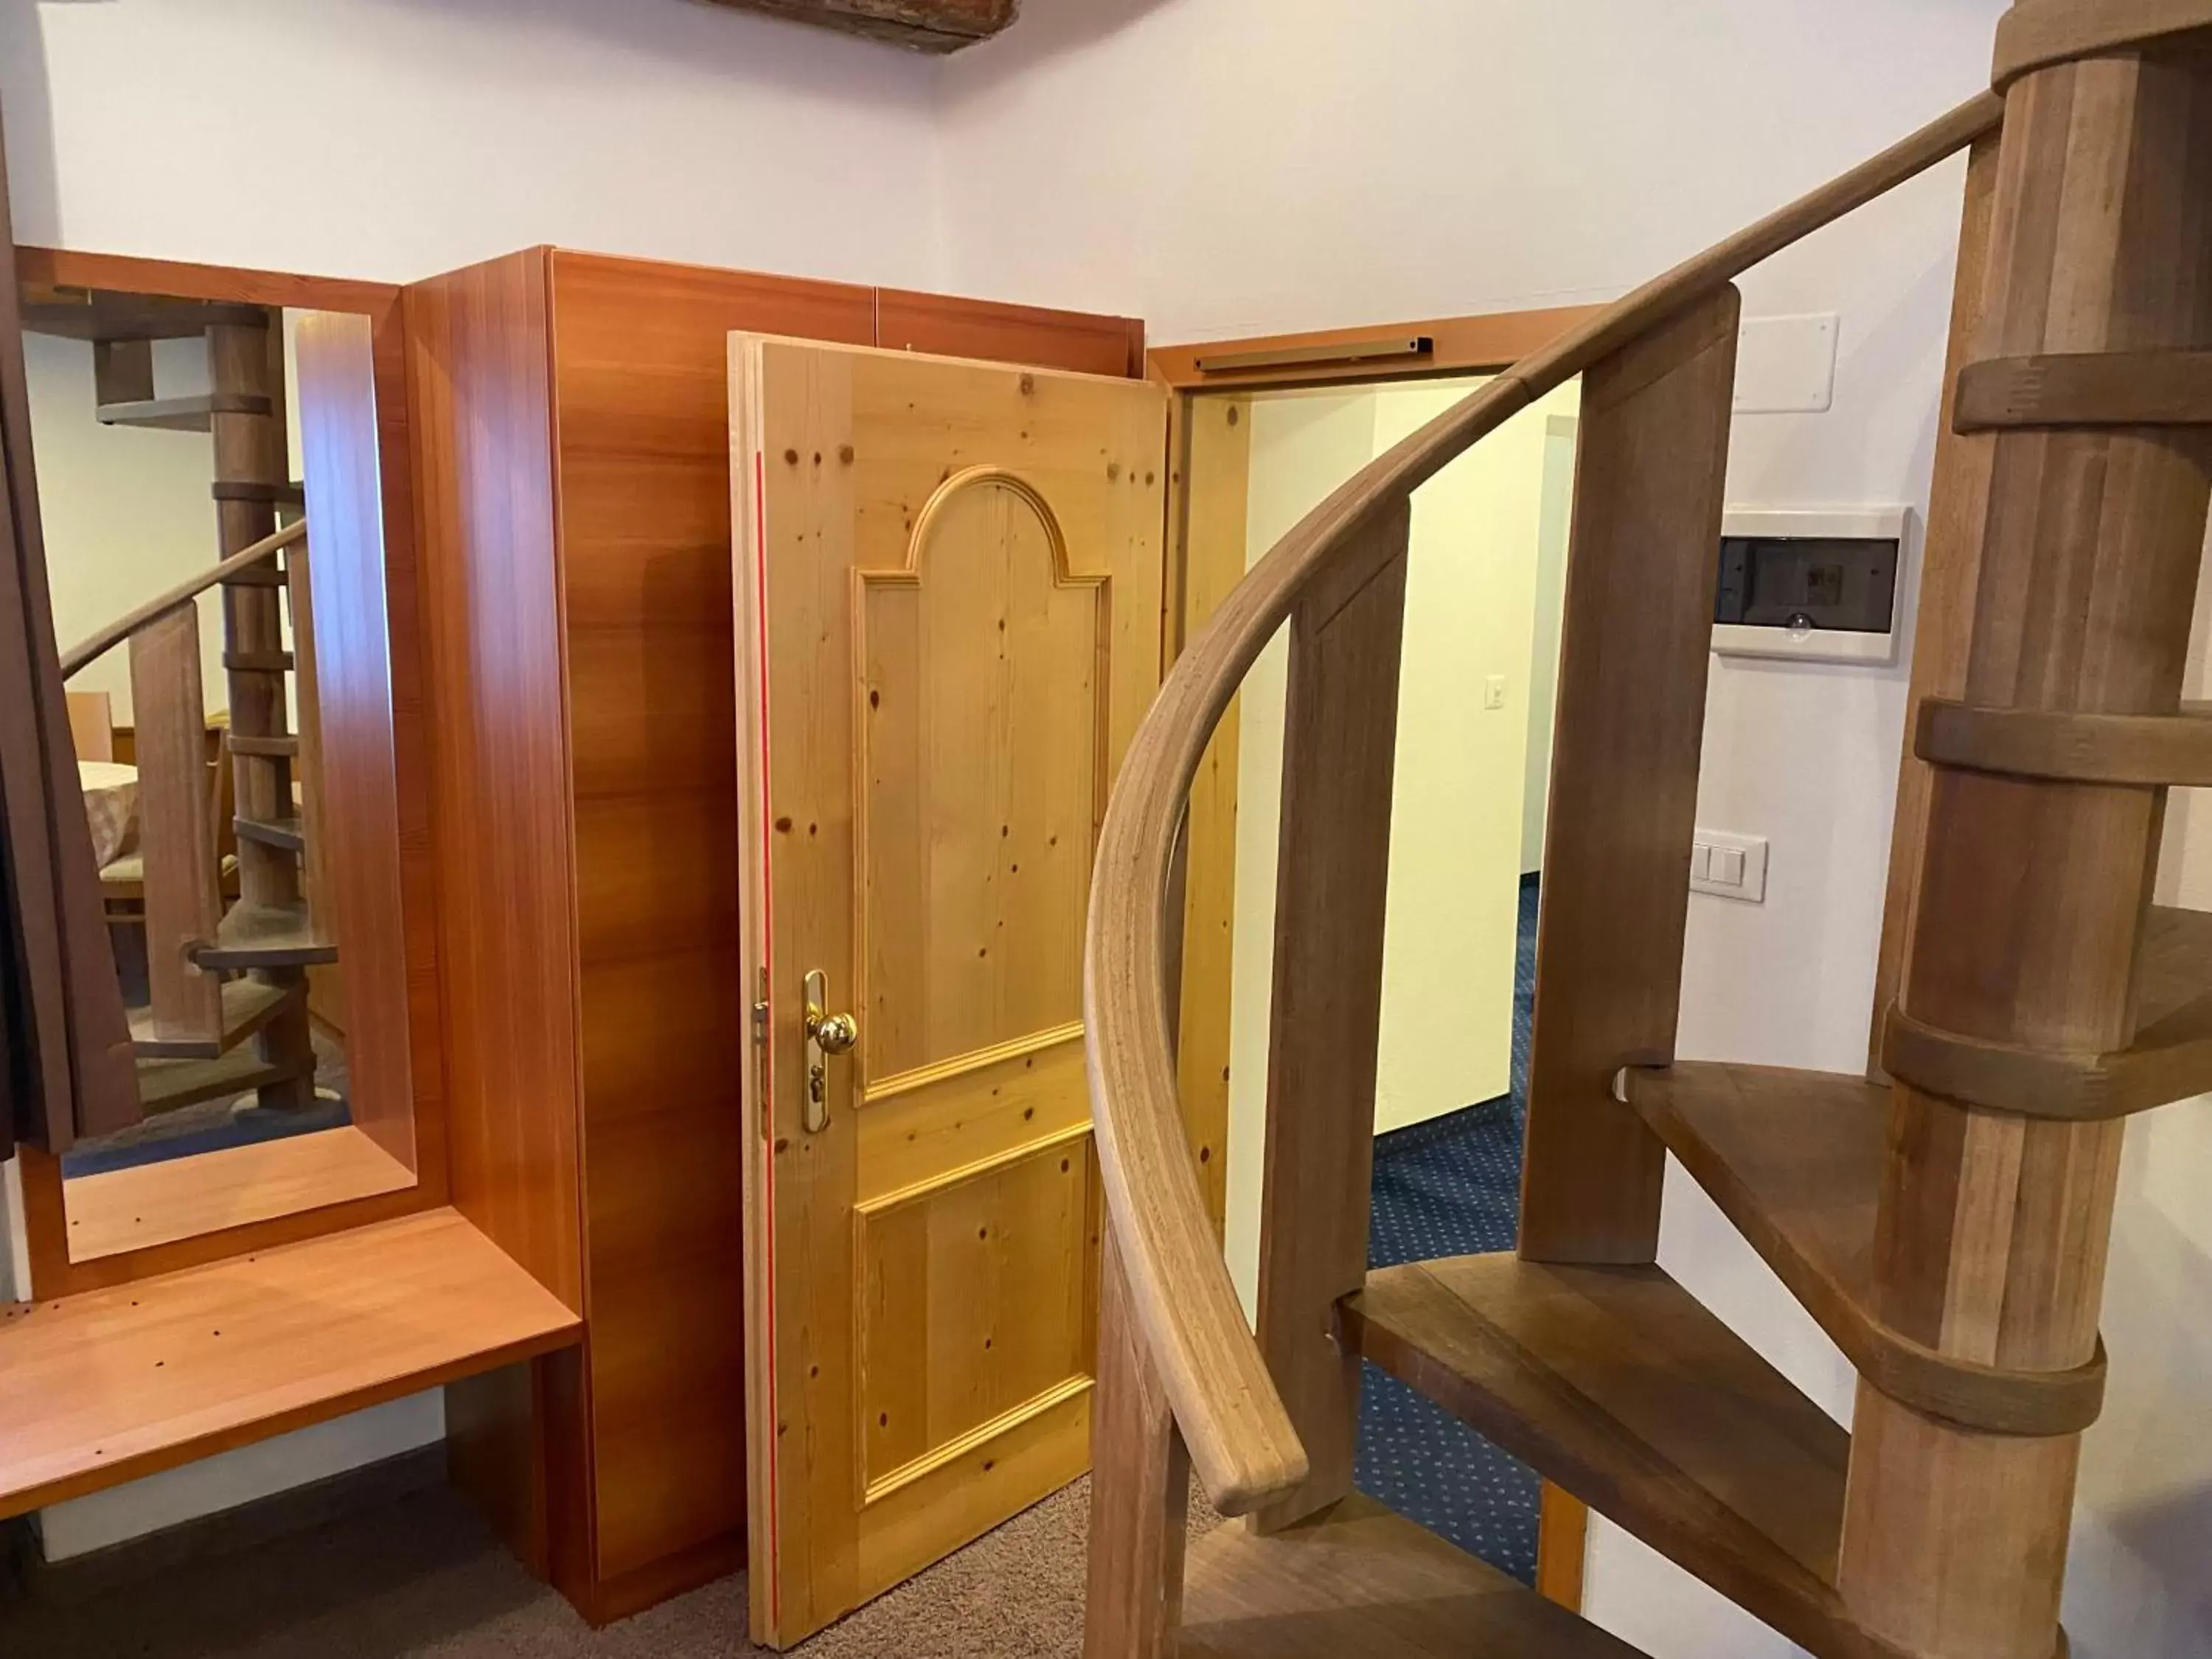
left=404, top=247, right=1142, bottom=1621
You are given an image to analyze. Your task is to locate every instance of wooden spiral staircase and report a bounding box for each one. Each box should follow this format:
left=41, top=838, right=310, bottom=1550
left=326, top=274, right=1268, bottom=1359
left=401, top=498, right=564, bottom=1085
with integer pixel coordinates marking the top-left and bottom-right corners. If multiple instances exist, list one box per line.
left=34, top=287, right=336, bottom=1121
left=1083, top=5, right=2212, bottom=1656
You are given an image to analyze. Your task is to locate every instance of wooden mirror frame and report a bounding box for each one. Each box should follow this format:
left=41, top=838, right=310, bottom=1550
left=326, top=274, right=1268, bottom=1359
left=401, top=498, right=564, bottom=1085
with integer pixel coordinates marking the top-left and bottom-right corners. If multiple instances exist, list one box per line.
left=13, top=247, right=447, bottom=1296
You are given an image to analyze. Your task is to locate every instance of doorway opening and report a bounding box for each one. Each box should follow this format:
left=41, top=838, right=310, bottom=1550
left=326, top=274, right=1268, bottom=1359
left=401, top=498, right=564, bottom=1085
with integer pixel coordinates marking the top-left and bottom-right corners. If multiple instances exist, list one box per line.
left=1180, top=371, right=1582, bottom=1585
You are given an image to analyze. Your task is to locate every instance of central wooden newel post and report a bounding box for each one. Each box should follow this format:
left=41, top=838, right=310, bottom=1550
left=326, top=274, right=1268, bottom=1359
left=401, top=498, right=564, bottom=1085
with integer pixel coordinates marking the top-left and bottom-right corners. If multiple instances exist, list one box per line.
left=1840, top=11, right=2212, bottom=1656
left=210, top=313, right=318, bottom=1110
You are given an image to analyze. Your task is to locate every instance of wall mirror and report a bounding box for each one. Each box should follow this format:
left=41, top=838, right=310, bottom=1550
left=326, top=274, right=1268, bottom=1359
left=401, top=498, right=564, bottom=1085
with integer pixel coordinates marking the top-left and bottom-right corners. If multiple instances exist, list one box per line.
left=14, top=250, right=439, bottom=1289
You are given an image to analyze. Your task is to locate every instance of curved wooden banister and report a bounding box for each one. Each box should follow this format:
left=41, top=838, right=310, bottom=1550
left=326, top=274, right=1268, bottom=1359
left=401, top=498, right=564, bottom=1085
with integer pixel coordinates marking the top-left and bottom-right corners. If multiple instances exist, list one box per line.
left=59, top=518, right=305, bottom=678
left=1084, top=88, right=2005, bottom=1517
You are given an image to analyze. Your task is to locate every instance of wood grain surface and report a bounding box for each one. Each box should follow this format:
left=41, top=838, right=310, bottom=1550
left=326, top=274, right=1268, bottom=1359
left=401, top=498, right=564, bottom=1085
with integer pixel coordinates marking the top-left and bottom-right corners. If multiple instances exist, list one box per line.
left=0, top=1208, right=578, bottom=1520
left=1517, top=286, right=1739, bottom=1263
left=1343, top=1253, right=1896, bottom=1659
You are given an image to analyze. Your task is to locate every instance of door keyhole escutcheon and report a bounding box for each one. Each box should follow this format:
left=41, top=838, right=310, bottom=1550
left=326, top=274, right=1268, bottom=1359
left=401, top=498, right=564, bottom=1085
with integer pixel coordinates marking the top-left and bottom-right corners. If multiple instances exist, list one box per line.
left=803, top=968, right=859, bottom=1133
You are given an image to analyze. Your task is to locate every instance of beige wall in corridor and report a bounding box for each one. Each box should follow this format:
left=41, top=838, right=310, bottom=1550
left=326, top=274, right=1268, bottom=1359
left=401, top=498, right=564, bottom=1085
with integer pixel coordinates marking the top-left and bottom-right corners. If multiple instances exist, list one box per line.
left=1221, top=375, right=1579, bottom=1314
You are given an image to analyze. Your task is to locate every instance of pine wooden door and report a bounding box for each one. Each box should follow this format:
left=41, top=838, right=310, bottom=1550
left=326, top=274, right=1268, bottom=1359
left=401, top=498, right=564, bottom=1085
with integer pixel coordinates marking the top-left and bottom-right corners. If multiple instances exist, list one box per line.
left=732, top=337, right=1169, bottom=1646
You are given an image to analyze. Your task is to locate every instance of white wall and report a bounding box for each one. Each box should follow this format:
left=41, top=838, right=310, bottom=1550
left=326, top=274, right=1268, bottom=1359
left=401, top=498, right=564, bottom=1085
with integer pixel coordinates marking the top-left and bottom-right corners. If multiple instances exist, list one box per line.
left=27, top=332, right=223, bottom=722
left=1370, top=378, right=1571, bottom=1134
left=1523, top=416, right=1576, bottom=873
left=35, top=1391, right=445, bottom=1561
left=942, top=4, right=2212, bottom=1656
left=1222, top=379, right=1573, bottom=1312
left=936, top=0, right=2007, bottom=340
left=2, top=0, right=946, bottom=292
left=1222, top=389, right=1373, bottom=1317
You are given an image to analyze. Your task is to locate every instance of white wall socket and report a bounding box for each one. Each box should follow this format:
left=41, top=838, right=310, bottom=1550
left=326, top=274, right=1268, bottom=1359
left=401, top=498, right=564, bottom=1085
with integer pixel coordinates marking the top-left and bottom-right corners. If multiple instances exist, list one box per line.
left=1691, top=830, right=1769, bottom=903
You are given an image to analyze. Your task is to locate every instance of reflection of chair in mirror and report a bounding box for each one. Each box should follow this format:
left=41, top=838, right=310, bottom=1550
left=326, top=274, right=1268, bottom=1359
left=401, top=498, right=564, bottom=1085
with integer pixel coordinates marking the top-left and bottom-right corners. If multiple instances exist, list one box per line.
left=35, top=285, right=337, bottom=1121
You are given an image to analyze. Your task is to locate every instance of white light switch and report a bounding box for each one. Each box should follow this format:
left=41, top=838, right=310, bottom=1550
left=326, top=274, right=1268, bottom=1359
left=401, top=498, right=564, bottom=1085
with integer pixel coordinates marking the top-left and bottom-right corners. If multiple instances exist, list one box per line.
left=1691, top=830, right=1769, bottom=903
left=1483, top=675, right=1507, bottom=711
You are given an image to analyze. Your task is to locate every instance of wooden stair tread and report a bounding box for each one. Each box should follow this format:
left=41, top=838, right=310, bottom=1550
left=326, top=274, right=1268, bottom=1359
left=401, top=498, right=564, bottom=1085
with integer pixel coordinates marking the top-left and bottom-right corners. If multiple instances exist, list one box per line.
left=223, top=649, right=295, bottom=673
left=1913, top=698, right=2212, bottom=786
left=226, top=733, right=299, bottom=758
left=135, top=1049, right=303, bottom=1116
left=1627, top=1061, right=1881, bottom=1354
left=192, top=902, right=337, bottom=970
left=128, top=977, right=299, bottom=1061
left=95, top=392, right=274, bottom=433
left=1994, top=1, right=2212, bottom=91
left=210, top=479, right=306, bottom=508
left=0, top=1208, right=580, bottom=1518
left=232, top=814, right=305, bottom=853
left=2138, top=902, right=2212, bottom=1029
left=19, top=291, right=267, bottom=344
left=1623, top=1062, right=2105, bottom=1433
left=1181, top=1492, right=1644, bottom=1658
left=1953, top=348, right=2212, bottom=431
left=1340, top=1254, right=1882, bottom=1659
left=1873, top=904, right=2212, bottom=1127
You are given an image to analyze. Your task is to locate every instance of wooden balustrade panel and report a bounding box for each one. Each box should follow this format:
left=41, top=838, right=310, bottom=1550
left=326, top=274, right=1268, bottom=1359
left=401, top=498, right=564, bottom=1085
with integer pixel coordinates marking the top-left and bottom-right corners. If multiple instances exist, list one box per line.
left=1251, top=502, right=1412, bottom=1531
left=1517, top=285, right=1741, bottom=1265
left=1085, top=1231, right=1192, bottom=1659
left=128, top=603, right=222, bottom=1044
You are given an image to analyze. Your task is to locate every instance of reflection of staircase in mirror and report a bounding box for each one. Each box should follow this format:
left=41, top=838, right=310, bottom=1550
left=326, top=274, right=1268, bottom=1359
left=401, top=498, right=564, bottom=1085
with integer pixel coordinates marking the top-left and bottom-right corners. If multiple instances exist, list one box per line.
left=35, top=283, right=335, bottom=1123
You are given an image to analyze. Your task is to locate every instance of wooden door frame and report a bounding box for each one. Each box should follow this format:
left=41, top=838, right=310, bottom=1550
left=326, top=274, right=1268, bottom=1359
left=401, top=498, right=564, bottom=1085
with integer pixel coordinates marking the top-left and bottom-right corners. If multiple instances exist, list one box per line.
left=10, top=246, right=446, bottom=1295
left=1150, top=299, right=1606, bottom=1614
left=1151, top=302, right=1604, bottom=667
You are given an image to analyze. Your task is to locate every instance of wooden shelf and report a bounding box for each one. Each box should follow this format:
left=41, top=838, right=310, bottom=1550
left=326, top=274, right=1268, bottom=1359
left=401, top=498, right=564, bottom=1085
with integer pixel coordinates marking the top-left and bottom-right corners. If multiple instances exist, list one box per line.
left=1340, top=1253, right=1896, bottom=1659
left=1180, top=1492, right=1641, bottom=1658
left=63, top=1127, right=414, bottom=1264
left=0, top=1208, right=579, bottom=1519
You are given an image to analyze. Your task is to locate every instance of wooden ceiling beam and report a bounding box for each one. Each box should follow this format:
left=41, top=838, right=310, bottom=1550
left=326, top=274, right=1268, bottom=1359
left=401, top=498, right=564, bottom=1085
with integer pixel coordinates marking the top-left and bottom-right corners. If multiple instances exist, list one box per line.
left=700, top=0, right=1020, bottom=52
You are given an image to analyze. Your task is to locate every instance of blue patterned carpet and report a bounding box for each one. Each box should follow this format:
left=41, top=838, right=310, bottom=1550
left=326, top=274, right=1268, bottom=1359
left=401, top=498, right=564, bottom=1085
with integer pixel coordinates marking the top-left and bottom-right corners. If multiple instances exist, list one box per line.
left=1354, top=876, right=1541, bottom=1581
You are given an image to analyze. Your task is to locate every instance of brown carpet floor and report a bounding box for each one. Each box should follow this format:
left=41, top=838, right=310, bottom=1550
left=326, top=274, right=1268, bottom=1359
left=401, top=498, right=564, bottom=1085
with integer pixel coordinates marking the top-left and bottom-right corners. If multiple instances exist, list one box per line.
left=1, top=1475, right=1219, bottom=1658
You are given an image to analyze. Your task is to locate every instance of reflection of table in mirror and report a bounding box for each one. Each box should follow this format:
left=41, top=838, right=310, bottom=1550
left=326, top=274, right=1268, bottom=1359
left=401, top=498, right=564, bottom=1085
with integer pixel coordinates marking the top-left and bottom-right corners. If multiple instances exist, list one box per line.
left=77, top=759, right=138, bottom=867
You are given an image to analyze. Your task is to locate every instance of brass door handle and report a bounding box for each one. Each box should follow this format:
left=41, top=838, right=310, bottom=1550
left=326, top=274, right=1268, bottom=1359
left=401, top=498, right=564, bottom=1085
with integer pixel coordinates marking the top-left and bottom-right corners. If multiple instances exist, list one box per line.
left=802, top=968, right=859, bottom=1133
left=809, top=1009, right=859, bottom=1055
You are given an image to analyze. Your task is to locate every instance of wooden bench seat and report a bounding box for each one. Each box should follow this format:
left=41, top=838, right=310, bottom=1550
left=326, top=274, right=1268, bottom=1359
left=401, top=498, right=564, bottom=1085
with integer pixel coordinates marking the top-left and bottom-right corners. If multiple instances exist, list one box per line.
left=0, top=1208, right=579, bottom=1518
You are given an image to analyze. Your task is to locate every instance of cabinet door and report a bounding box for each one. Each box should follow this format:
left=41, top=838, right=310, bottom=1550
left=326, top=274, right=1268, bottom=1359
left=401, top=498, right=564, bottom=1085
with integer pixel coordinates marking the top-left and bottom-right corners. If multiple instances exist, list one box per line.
left=734, top=337, right=1168, bottom=1646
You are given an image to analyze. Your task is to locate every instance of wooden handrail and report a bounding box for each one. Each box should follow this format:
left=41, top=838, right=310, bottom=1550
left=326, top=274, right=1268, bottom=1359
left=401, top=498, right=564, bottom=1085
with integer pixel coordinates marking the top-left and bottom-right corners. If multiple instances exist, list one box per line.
left=1083, top=88, right=2004, bottom=1517
left=59, top=518, right=305, bottom=679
